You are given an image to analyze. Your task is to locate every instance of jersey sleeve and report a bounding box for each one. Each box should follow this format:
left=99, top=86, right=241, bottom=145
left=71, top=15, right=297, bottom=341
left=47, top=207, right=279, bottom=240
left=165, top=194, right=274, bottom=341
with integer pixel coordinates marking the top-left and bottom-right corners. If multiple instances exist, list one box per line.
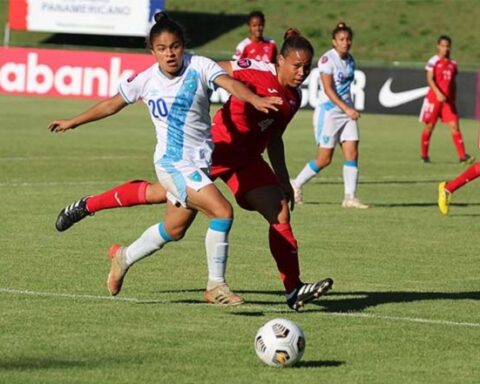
left=233, top=41, right=243, bottom=60
left=197, top=56, right=227, bottom=91
left=318, top=54, right=334, bottom=75
left=425, top=56, right=437, bottom=72
left=118, top=72, right=144, bottom=104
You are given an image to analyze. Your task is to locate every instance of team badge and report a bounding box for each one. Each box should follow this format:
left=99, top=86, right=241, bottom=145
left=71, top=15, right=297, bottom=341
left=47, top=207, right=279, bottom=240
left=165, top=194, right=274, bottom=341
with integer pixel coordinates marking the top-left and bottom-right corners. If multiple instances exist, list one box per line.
left=322, top=135, right=330, bottom=144
left=189, top=171, right=202, bottom=182
left=127, top=73, right=138, bottom=83
left=321, top=56, right=328, bottom=64
left=237, top=58, right=252, bottom=68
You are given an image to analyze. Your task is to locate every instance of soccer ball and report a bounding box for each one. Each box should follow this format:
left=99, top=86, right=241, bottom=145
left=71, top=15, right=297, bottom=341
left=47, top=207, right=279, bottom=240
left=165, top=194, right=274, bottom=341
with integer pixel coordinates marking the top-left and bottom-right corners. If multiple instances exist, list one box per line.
left=254, top=318, right=306, bottom=367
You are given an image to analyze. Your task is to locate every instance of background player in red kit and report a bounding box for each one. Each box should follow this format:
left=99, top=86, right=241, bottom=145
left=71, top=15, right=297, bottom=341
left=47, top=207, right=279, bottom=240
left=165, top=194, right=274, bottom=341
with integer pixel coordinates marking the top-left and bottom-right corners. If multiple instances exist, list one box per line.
left=55, top=29, right=333, bottom=311
left=233, top=11, right=277, bottom=64
left=420, top=35, right=474, bottom=164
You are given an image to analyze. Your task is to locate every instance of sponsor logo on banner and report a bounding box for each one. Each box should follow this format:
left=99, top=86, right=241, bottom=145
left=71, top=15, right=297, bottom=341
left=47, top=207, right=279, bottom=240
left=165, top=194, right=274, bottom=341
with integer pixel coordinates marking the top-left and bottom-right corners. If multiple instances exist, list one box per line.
left=378, top=78, right=429, bottom=107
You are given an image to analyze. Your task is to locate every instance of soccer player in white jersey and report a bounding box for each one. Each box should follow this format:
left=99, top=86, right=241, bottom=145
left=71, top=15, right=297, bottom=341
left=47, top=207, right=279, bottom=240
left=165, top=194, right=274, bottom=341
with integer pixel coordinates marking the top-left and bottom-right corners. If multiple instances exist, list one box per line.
left=291, top=22, right=368, bottom=209
left=48, top=12, right=281, bottom=306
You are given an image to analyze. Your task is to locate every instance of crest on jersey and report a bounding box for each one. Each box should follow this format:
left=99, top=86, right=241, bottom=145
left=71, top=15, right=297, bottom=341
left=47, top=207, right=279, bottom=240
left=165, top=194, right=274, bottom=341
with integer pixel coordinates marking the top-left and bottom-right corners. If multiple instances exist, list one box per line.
left=321, top=56, right=328, bottom=64
left=238, top=58, right=252, bottom=68
left=127, top=73, right=138, bottom=83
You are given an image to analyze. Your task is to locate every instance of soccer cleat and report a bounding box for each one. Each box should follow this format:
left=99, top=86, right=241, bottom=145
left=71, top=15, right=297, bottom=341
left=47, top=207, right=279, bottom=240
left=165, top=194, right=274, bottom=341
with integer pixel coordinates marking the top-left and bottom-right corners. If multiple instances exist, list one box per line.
left=290, top=179, right=303, bottom=205
left=286, top=278, right=334, bottom=311
left=204, top=283, right=244, bottom=306
left=55, top=196, right=92, bottom=232
left=421, top=156, right=431, bottom=164
left=437, top=182, right=452, bottom=215
left=460, top=154, right=475, bottom=165
left=107, top=244, right=130, bottom=296
left=342, top=198, right=369, bottom=209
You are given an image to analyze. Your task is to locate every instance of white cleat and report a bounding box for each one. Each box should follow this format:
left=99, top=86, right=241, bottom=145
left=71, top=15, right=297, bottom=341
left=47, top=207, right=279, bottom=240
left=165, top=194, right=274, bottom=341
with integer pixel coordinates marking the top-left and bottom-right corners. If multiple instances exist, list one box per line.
left=342, top=198, right=369, bottom=209
left=290, top=179, right=303, bottom=205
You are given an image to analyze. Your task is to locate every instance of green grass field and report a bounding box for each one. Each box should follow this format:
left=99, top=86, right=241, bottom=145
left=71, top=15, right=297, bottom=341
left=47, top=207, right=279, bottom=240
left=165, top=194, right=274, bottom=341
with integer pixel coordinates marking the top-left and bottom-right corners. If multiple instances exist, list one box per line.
left=1, top=94, right=479, bottom=383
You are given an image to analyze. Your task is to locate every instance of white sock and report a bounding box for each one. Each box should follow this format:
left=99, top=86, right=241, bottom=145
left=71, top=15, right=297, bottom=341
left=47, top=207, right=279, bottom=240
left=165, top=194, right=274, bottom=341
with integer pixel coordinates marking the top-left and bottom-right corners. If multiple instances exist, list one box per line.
left=343, top=161, right=358, bottom=200
left=294, top=160, right=321, bottom=187
left=125, top=222, right=173, bottom=266
left=205, top=218, right=232, bottom=289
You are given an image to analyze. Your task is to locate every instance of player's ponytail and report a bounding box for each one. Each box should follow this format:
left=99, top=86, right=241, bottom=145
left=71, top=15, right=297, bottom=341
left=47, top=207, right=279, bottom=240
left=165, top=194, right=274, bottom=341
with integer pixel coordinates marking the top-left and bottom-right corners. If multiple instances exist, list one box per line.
left=331, top=22, right=353, bottom=39
left=280, top=28, right=314, bottom=57
left=148, top=11, right=186, bottom=48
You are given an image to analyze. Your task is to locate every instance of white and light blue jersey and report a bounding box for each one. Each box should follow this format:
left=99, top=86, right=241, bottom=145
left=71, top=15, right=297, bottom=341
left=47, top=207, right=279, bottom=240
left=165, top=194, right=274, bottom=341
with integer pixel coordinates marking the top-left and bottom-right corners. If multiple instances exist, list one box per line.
left=118, top=54, right=226, bottom=168
left=317, top=48, right=355, bottom=111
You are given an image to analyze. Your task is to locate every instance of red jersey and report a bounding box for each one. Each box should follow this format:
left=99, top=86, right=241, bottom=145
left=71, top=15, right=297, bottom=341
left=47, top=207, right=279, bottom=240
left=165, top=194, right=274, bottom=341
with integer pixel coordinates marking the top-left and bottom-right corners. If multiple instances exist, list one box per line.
left=425, top=55, right=457, bottom=100
left=233, top=37, right=277, bottom=63
left=212, top=59, right=301, bottom=164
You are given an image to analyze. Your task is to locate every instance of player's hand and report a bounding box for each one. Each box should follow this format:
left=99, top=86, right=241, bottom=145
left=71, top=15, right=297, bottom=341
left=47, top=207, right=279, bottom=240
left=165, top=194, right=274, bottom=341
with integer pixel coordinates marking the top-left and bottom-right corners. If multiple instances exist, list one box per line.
left=48, top=120, right=76, bottom=133
left=252, top=96, right=283, bottom=114
left=436, top=93, right=447, bottom=103
left=345, top=107, right=360, bottom=120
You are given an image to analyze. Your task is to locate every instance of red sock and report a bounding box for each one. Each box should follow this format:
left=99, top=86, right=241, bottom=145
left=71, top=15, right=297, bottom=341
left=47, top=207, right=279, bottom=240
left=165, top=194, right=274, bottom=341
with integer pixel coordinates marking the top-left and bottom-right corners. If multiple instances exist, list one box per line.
left=445, top=162, right=480, bottom=193
left=451, top=131, right=466, bottom=159
left=421, top=129, right=432, bottom=158
left=269, top=223, right=301, bottom=293
left=86, top=180, right=149, bottom=213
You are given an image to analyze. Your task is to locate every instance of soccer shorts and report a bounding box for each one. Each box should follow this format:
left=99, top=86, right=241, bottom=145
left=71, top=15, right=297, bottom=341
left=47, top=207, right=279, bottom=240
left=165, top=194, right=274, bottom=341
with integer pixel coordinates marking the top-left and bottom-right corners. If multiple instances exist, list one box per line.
left=211, top=157, right=279, bottom=210
left=313, top=104, right=359, bottom=148
left=420, top=97, right=458, bottom=124
left=155, top=158, right=213, bottom=208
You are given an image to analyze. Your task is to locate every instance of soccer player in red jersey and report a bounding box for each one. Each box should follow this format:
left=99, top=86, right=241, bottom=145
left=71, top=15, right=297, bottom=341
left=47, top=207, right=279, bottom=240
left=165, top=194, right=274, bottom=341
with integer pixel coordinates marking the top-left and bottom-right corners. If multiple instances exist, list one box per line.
left=233, top=11, right=277, bottom=64
left=54, top=29, right=333, bottom=311
left=419, top=35, right=474, bottom=164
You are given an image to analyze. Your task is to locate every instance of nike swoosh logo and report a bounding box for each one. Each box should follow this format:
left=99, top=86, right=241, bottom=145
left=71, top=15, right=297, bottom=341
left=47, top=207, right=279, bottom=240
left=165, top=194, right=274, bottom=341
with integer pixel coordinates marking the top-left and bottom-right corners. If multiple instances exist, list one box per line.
left=379, top=78, right=429, bottom=107
left=267, top=88, right=278, bottom=93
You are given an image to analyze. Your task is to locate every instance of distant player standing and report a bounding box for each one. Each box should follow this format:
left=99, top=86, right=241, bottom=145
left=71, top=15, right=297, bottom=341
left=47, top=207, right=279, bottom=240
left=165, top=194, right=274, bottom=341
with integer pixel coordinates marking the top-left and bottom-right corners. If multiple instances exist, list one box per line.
left=419, top=35, right=474, bottom=164
left=291, top=22, right=368, bottom=208
left=233, top=11, right=277, bottom=63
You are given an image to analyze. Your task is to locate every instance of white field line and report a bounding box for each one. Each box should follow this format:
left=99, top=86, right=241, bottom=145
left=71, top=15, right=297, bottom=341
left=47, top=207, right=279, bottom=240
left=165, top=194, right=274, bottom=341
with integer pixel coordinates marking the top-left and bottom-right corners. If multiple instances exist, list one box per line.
left=0, top=180, right=126, bottom=187
left=0, top=156, right=148, bottom=161
left=1, top=287, right=479, bottom=329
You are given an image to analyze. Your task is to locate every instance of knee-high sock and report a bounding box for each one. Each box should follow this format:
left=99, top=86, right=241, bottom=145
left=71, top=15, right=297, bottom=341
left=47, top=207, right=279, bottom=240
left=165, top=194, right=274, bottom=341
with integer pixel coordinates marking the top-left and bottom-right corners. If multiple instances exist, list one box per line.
left=269, top=223, right=301, bottom=293
left=445, top=162, right=480, bottom=193
left=86, top=180, right=149, bottom=213
left=294, top=160, right=321, bottom=187
left=343, top=160, right=358, bottom=199
left=205, top=218, right=233, bottom=288
left=421, top=129, right=432, bottom=158
left=125, top=222, right=173, bottom=266
left=451, top=131, right=466, bottom=159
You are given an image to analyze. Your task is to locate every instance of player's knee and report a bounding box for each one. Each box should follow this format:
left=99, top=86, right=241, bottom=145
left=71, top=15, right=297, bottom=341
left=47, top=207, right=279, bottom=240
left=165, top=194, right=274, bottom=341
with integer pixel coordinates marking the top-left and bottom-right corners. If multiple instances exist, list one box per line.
left=210, top=200, right=234, bottom=219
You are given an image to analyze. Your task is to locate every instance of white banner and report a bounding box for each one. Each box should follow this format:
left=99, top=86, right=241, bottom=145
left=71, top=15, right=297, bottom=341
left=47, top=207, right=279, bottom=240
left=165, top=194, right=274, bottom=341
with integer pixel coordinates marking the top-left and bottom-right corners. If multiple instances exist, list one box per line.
left=14, top=0, right=164, bottom=36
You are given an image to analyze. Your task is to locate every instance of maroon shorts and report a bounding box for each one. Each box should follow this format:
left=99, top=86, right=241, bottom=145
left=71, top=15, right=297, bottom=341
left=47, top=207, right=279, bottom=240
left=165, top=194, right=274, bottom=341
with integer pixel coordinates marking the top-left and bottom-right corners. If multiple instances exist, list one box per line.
left=210, top=157, right=279, bottom=210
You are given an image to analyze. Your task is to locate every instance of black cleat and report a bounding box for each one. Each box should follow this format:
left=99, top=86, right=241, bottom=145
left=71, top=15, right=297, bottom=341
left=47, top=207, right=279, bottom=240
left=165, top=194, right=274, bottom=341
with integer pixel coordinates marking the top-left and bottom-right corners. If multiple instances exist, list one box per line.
left=421, top=156, right=431, bottom=164
left=460, top=154, right=475, bottom=165
left=55, top=197, right=92, bottom=232
left=286, top=278, right=334, bottom=311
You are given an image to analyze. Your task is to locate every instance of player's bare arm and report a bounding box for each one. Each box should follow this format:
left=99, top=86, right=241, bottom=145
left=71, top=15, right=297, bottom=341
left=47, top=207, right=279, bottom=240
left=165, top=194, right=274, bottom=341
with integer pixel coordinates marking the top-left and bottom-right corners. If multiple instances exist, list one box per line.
left=214, top=74, right=282, bottom=113
left=426, top=70, right=446, bottom=103
left=48, top=93, right=128, bottom=133
left=321, top=72, right=360, bottom=120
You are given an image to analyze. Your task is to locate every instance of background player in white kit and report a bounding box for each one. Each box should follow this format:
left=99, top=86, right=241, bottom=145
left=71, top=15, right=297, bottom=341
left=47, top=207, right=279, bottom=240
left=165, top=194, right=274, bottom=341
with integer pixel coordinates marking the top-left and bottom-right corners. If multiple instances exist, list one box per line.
left=48, top=12, right=281, bottom=306
left=291, top=22, right=368, bottom=209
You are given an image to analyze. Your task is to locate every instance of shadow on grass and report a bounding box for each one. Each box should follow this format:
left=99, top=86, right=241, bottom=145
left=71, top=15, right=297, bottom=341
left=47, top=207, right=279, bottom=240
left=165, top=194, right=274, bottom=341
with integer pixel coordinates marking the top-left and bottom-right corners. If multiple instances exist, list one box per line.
left=293, top=360, right=345, bottom=368
left=0, top=358, right=89, bottom=371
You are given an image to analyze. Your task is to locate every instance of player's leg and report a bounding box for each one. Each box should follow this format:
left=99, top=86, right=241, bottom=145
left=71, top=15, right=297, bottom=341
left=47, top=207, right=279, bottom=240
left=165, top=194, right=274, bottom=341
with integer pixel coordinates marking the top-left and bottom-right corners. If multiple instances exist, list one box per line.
left=55, top=181, right=167, bottom=232
left=421, top=123, right=435, bottom=162
left=107, top=201, right=194, bottom=296
left=291, top=106, right=335, bottom=204
left=446, top=115, right=474, bottom=164
left=438, top=162, right=480, bottom=215
left=420, top=98, right=439, bottom=162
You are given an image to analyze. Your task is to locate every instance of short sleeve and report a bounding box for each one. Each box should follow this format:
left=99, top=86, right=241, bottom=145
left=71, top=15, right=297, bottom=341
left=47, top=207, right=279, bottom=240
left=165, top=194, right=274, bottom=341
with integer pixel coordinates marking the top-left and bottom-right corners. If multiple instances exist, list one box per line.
left=318, top=54, right=334, bottom=75
left=118, top=72, right=143, bottom=104
left=233, top=42, right=243, bottom=60
left=196, top=56, right=227, bottom=91
left=425, top=56, right=437, bottom=72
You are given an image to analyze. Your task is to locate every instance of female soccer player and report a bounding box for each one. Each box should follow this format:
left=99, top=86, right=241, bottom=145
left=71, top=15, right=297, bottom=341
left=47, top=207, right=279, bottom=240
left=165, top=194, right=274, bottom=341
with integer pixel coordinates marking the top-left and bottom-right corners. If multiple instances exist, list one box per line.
left=419, top=35, right=474, bottom=164
left=438, top=162, right=480, bottom=214
left=54, top=29, right=333, bottom=311
left=291, top=22, right=368, bottom=209
left=48, top=12, right=281, bottom=306
left=233, top=11, right=277, bottom=64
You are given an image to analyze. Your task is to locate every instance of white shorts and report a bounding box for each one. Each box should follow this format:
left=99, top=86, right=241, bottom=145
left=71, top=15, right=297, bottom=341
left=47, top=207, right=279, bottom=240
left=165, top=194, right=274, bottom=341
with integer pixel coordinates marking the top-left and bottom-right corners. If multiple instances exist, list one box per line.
left=155, top=159, right=213, bottom=208
left=313, top=105, right=359, bottom=148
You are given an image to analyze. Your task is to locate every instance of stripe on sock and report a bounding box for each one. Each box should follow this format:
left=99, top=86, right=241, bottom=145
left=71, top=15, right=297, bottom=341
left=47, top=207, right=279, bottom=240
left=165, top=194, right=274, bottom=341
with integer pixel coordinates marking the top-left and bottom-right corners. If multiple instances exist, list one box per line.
left=209, top=218, right=233, bottom=233
left=308, top=160, right=321, bottom=173
left=158, top=222, right=174, bottom=242
left=344, top=160, right=358, bottom=167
